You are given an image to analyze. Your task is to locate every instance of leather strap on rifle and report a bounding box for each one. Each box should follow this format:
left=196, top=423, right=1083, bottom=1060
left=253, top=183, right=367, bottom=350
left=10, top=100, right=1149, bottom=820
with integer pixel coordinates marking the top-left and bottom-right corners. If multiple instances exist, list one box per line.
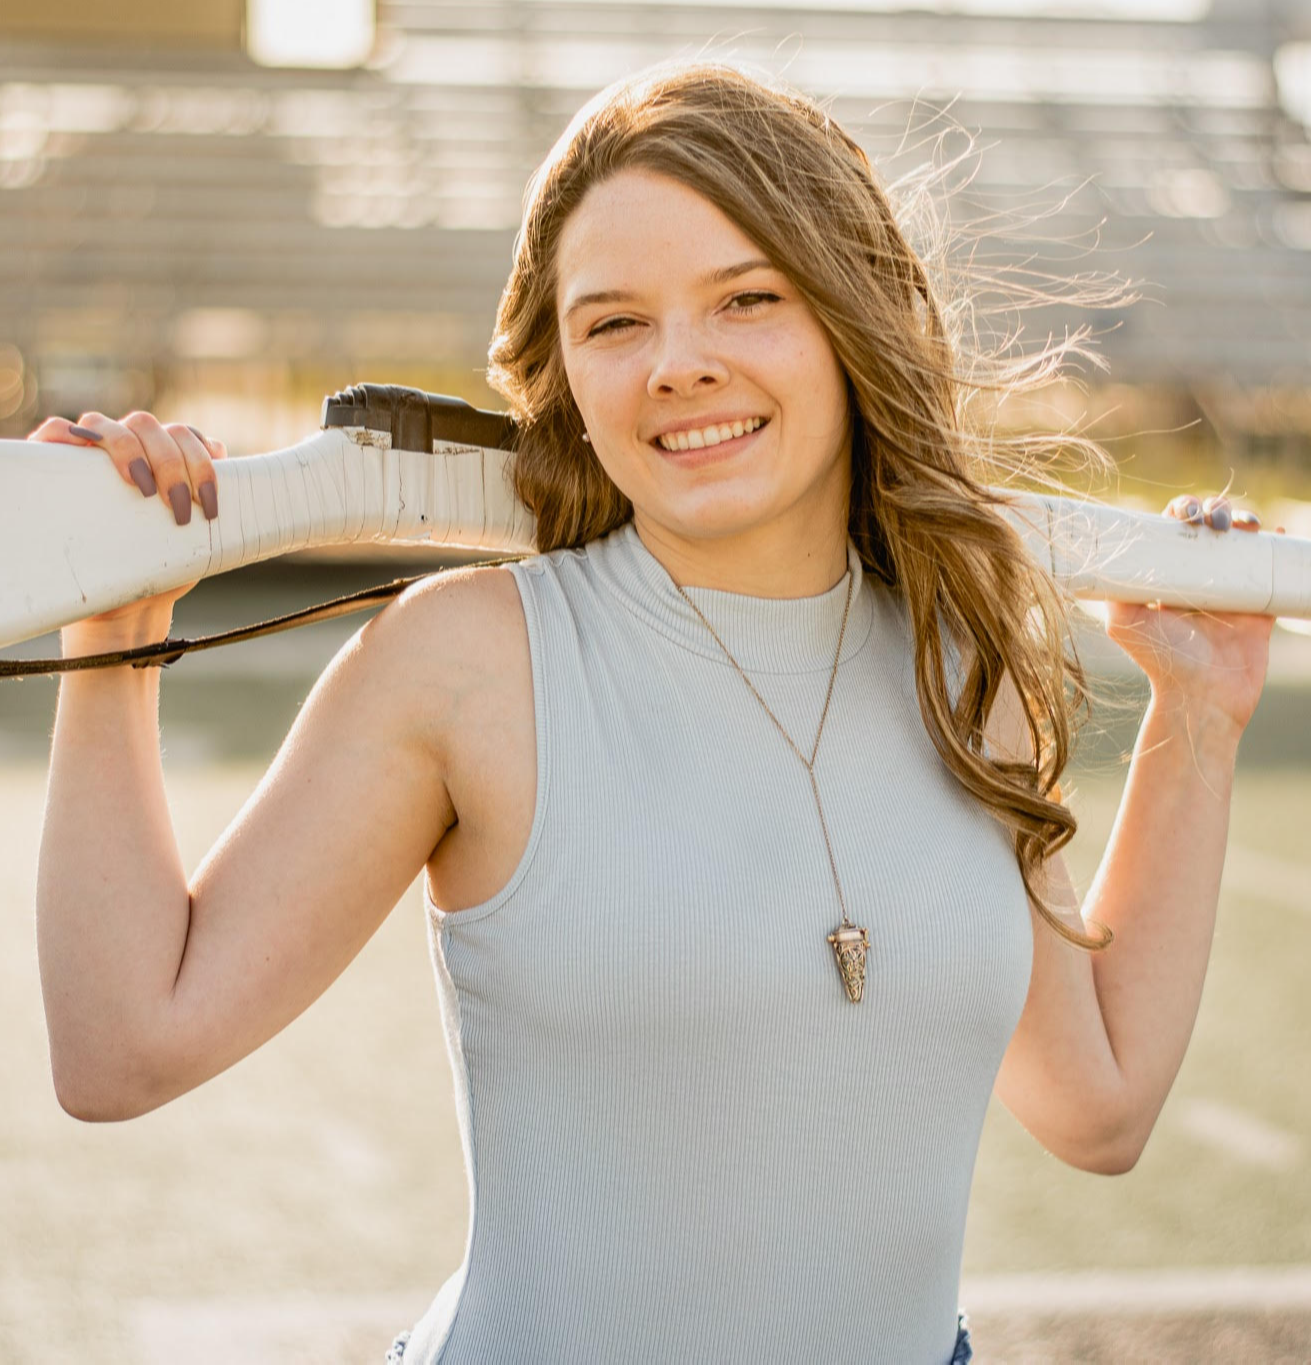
left=0, top=564, right=518, bottom=678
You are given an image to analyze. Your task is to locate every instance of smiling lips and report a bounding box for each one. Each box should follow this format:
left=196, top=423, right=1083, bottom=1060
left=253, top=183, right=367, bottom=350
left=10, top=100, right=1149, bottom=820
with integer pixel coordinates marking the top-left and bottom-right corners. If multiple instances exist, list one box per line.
left=655, top=417, right=767, bottom=452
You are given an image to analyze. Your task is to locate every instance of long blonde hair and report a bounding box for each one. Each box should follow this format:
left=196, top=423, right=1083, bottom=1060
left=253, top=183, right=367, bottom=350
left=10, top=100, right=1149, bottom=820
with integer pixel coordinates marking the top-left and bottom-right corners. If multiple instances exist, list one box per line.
left=488, top=61, right=1120, bottom=948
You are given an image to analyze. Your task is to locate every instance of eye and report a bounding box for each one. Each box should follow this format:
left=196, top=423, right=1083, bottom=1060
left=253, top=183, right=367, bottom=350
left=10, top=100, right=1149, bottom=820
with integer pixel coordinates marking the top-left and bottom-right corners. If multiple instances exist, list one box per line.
left=586, top=315, right=639, bottom=338
left=727, top=290, right=781, bottom=314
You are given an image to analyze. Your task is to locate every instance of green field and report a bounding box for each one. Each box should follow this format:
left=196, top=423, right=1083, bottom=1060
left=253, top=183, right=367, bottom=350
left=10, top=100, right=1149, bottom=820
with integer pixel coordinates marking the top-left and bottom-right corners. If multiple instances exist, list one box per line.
left=2, top=642, right=1309, bottom=1361
left=967, top=768, right=1311, bottom=1272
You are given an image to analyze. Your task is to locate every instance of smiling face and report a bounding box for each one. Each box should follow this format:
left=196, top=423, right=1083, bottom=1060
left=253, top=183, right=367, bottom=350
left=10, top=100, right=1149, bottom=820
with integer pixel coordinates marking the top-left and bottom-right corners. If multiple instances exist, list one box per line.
left=555, top=167, right=853, bottom=590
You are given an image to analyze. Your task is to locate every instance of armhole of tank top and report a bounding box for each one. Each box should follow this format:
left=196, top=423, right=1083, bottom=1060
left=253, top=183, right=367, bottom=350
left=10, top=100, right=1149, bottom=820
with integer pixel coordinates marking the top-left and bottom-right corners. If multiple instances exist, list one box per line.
left=425, top=558, right=551, bottom=928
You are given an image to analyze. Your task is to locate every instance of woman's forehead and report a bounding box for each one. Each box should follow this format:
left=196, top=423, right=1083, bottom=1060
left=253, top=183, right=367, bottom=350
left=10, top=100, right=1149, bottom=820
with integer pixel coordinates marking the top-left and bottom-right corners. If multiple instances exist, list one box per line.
left=556, top=169, right=767, bottom=307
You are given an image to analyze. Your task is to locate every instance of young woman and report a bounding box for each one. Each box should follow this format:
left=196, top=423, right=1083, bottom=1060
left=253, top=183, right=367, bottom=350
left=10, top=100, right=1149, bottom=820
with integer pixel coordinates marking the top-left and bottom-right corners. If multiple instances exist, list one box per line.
left=31, top=63, right=1274, bottom=1364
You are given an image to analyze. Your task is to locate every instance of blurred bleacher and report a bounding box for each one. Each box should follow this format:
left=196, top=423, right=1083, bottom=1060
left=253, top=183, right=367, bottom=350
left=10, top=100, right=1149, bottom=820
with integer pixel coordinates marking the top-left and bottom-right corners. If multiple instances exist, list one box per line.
left=1, top=0, right=1308, bottom=459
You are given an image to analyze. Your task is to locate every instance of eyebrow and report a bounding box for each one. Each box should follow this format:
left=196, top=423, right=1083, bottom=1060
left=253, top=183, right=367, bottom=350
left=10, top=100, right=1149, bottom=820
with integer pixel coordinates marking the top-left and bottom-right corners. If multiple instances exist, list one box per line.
left=562, top=257, right=776, bottom=319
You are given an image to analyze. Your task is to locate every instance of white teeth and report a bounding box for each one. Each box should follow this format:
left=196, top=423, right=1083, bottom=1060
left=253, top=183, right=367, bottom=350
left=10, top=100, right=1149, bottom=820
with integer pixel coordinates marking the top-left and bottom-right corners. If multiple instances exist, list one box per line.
left=657, top=417, right=765, bottom=451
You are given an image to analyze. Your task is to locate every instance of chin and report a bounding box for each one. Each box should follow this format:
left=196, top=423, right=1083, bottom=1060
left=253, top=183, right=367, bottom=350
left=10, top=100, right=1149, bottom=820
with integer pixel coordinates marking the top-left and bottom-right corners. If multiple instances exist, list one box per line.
left=651, top=500, right=773, bottom=542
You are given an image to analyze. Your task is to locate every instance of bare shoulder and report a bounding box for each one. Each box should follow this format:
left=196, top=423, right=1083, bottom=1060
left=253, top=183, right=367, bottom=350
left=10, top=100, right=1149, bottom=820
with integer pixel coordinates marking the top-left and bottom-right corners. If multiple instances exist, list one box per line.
left=379, top=561, right=526, bottom=664
left=357, top=562, right=530, bottom=728
left=363, top=563, right=537, bottom=912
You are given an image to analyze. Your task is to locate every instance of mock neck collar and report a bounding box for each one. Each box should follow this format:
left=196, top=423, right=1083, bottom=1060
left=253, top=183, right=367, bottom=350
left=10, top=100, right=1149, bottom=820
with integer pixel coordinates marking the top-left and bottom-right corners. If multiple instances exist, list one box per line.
left=588, top=521, right=874, bottom=675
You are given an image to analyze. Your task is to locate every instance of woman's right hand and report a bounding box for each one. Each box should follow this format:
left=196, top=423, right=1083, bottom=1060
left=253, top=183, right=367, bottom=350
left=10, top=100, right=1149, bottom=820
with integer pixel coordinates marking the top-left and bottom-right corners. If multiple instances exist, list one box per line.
left=27, top=410, right=228, bottom=646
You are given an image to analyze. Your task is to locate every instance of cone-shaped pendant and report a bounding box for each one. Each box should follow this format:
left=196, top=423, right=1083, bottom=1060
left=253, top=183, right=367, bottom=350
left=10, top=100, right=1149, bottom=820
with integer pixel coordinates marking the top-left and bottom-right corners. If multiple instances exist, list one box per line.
left=827, top=922, right=869, bottom=1003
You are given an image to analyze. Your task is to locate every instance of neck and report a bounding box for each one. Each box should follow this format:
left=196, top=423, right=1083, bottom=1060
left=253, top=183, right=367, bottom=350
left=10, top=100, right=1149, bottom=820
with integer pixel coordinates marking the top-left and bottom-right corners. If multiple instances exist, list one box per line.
left=631, top=515, right=851, bottom=599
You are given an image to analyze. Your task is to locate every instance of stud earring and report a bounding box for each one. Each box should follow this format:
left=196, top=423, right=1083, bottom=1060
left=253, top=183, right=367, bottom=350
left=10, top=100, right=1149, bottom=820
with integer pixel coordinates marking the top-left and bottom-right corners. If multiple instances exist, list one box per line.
left=581, top=433, right=591, bottom=444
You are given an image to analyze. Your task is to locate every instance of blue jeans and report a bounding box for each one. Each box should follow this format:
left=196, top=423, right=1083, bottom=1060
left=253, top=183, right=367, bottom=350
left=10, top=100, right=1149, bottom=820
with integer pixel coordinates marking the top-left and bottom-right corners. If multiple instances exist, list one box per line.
left=951, top=1312, right=974, bottom=1363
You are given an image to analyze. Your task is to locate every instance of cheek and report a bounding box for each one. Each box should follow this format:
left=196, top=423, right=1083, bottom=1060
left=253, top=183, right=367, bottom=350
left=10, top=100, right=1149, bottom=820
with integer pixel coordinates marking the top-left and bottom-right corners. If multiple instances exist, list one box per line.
left=813, top=340, right=850, bottom=434
left=824, top=365, right=851, bottom=441
left=789, top=338, right=849, bottom=442
left=558, top=346, right=587, bottom=416
left=761, top=317, right=844, bottom=404
left=562, top=346, right=642, bottom=434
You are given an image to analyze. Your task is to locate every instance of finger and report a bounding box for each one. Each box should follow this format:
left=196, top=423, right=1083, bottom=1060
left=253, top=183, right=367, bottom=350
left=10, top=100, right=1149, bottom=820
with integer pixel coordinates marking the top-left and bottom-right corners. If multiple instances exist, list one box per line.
left=186, top=425, right=227, bottom=460
left=122, top=410, right=198, bottom=524
left=27, top=416, right=103, bottom=445
left=166, top=422, right=220, bottom=521
left=1165, top=494, right=1204, bottom=524
left=69, top=411, right=158, bottom=498
left=1202, top=495, right=1231, bottom=531
left=1232, top=509, right=1261, bottom=533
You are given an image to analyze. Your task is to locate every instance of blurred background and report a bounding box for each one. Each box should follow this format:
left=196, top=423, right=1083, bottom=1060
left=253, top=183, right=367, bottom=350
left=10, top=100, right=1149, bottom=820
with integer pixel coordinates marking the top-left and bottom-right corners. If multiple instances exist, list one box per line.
left=2, top=2, right=1310, bottom=1361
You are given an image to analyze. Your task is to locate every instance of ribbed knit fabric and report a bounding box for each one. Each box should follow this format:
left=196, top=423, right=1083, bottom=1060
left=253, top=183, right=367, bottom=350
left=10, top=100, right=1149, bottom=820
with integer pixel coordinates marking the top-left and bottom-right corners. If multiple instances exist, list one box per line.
left=406, top=521, right=1032, bottom=1365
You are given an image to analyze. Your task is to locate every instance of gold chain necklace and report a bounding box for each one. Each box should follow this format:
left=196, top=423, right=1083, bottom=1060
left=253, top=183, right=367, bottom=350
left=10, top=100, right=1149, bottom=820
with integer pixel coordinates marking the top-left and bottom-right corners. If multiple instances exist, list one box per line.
left=673, top=565, right=868, bottom=1004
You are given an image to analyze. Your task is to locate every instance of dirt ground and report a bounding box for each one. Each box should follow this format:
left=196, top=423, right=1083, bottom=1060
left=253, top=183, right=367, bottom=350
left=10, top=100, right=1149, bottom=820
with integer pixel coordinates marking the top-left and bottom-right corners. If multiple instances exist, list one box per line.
left=966, top=1308, right=1311, bottom=1362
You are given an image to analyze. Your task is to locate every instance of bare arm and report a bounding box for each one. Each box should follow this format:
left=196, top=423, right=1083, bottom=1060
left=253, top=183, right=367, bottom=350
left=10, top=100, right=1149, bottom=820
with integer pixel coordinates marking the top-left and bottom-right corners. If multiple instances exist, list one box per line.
left=31, top=408, right=518, bottom=1121
left=992, top=494, right=1275, bottom=1173
left=993, top=690, right=1246, bottom=1173
left=37, top=570, right=502, bottom=1119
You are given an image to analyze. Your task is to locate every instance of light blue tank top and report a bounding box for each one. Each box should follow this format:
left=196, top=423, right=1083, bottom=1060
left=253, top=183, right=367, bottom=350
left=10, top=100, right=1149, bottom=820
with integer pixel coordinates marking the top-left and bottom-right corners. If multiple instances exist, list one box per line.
left=407, top=522, right=1031, bottom=1364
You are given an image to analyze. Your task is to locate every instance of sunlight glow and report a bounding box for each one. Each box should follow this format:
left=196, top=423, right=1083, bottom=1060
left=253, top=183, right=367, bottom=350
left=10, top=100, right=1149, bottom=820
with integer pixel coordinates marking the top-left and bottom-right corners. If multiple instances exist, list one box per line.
left=1148, top=167, right=1231, bottom=219
left=1275, top=43, right=1311, bottom=127
left=518, top=0, right=1210, bottom=17
left=386, top=36, right=1268, bottom=112
left=247, top=0, right=375, bottom=70
left=172, top=309, right=269, bottom=360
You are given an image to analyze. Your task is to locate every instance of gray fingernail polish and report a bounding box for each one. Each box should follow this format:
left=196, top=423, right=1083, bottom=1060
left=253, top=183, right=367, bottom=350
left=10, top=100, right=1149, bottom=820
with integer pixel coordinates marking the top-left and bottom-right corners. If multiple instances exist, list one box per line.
left=1209, top=507, right=1231, bottom=531
left=128, top=458, right=157, bottom=497
left=199, top=480, right=218, bottom=521
left=68, top=424, right=102, bottom=442
left=168, top=483, right=192, bottom=526
left=1185, top=499, right=1200, bottom=520
left=187, top=425, right=207, bottom=444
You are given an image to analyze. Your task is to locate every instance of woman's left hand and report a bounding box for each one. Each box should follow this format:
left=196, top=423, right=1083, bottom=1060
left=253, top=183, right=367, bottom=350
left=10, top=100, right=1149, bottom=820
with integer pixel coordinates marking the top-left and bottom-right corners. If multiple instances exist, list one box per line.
left=1101, top=493, right=1277, bottom=740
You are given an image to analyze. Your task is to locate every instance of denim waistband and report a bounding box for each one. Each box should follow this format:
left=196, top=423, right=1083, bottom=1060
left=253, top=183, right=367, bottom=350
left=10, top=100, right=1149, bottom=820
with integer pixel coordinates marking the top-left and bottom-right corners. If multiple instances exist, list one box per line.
left=951, top=1311, right=974, bottom=1363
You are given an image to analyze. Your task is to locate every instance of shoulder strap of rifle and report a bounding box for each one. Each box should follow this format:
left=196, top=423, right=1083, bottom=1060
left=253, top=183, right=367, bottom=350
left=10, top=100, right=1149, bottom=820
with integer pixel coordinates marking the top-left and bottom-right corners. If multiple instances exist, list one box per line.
left=0, top=557, right=525, bottom=679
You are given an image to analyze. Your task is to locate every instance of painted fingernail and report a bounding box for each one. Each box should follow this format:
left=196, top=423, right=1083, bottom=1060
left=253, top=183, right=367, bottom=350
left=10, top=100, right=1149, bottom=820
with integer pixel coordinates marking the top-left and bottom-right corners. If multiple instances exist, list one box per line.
left=1184, top=499, right=1201, bottom=520
left=128, top=458, right=157, bottom=497
left=187, top=425, right=207, bottom=445
left=1208, top=507, right=1231, bottom=531
left=1233, top=509, right=1260, bottom=530
left=198, top=480, right=218, bottom=521
left=168, top=483, right=192, bottom=526
left=68, top=424, right=102, bottom=441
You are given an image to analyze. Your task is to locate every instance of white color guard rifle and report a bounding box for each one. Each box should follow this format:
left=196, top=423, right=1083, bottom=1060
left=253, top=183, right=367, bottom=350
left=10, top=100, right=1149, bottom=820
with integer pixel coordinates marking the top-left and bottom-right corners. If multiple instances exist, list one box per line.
left=2, top=383, right=1307, bottom=675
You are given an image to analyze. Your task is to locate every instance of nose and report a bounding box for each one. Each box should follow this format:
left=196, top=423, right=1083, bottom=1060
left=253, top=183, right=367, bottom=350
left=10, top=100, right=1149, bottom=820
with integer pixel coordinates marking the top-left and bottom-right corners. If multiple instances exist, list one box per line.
left=646, top=319, right=729, bottom=399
